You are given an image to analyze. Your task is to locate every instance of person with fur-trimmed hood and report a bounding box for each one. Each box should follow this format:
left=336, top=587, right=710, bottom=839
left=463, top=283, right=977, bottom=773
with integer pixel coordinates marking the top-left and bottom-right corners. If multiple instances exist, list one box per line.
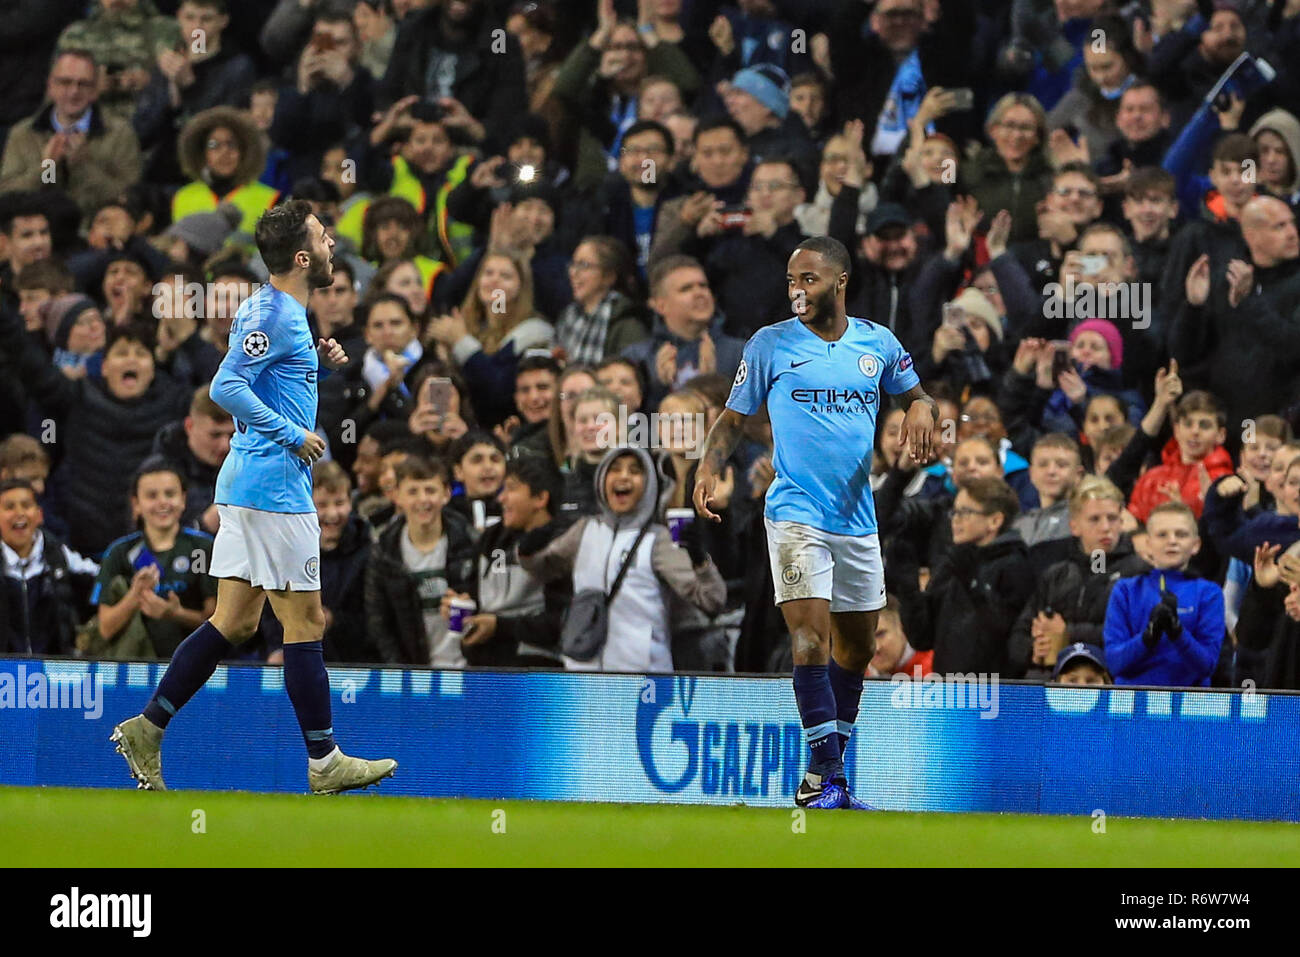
left=519, top=444, right=725, bottom=672
left=170, top=106, right=279, bottom=240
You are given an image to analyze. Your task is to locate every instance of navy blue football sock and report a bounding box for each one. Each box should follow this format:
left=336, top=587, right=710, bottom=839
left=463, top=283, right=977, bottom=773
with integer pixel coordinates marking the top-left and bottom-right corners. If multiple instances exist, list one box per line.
left=283, top=641, right=337, bottom=759
left=827, top=658, right=864, bottom=754
left=143, top=621, right=233, bottom=729
left=793, top=664, right=842, bottom=781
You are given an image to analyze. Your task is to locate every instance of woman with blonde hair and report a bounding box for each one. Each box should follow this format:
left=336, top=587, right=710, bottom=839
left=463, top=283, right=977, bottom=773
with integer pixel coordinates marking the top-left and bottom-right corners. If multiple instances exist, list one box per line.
left=547, top=365, right=598, bottom=469
left=963, top=92, right=1054, bottom=242
left=557, top=385, right=620, bottom=518
left=425, top=247, right=553, bottom=427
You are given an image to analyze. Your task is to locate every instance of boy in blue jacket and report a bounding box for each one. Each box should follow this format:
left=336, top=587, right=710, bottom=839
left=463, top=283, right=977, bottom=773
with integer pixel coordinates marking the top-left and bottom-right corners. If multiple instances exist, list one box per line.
left=1104, top=501, right=1225, bottom=686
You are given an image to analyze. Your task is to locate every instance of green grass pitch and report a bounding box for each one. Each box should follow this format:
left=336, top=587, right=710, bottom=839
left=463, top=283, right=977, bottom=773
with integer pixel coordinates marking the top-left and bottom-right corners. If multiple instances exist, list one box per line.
left=2, top=786, right=1297, bottom=866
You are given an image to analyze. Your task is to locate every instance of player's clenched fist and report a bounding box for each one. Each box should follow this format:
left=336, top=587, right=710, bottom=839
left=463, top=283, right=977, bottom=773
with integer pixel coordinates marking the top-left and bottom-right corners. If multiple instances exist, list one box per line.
left=295, top=431, right=327, bottom=464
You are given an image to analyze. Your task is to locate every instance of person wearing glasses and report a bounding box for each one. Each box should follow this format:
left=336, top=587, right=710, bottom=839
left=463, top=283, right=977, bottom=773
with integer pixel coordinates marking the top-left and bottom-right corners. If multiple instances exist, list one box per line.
left=0, top=50, right=142, bottom=213
left=964, top=92, right=1054, bottom=243
left=171, top=106, right=280, bottom=240
left=1009, top=162, right=1105, bottom=287
left=899, top=475, right=1033, bottom=676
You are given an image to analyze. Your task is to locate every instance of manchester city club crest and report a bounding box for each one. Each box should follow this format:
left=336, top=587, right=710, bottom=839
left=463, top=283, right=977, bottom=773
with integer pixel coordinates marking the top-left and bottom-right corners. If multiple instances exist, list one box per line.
left=242, top=330, right=270, bottom=358
left=858, top=354, right=879, bottom=378
left=305, top=557, right=319, bottom=580
left=781, top=564, right=802, bottom=586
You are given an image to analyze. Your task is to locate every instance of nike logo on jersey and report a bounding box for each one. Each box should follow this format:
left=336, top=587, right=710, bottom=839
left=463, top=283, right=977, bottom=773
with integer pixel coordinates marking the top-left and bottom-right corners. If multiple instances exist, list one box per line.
left=791, top=359, right=813, bottom=368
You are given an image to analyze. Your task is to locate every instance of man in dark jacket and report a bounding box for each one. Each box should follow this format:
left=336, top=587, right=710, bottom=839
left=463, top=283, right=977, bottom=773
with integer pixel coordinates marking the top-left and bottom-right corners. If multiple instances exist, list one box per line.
left=829, top=200, right=929, bottom=355
left=1008, top=476, right=1149, bottom=679
left=4, top=314, right=188, bottom=559
left=902, top=476, right=1034, bottom=675
left=698, top=157, right=808, bottom=340
left=377, top=0, right=526, bottom=154
left=0, top=479, right=97, bottom=655
left=1169, top=195, right=1300, bottom=435
left=621, top=255, right=744, bottom=410
left=364, top=456, right=476, bottom=666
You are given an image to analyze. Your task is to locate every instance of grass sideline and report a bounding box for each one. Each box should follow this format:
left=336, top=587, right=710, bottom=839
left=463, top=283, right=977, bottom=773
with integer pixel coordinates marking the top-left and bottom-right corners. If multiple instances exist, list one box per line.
left=3, top=786, right=1298, bottom=867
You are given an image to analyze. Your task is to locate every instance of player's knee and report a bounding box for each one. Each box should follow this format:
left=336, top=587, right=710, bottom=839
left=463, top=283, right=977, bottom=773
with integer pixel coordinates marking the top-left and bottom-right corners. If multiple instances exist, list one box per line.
left=212, top=615, right=258, bottom=645
left=287, top=607, right=326, bottom=643
left=790, top=624, right=828, bottom=661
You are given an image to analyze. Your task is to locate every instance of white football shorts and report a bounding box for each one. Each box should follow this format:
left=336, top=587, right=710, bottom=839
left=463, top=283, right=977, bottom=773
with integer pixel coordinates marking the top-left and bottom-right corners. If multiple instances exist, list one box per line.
left=210, top=505, right=321, bottom=592
left=764, top=518, right=886, bottom=613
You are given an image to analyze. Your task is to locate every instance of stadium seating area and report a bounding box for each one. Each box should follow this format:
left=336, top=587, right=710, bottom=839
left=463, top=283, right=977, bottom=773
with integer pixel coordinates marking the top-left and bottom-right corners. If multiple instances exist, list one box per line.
left=3, top=0, right=1300, bottom=688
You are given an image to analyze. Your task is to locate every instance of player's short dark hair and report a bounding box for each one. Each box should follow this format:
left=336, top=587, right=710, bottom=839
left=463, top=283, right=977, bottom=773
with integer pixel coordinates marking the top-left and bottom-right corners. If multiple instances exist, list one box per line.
left=962, top=476, right=1019, bottom=528
left=394, top=455, right=450, bottom=487
left=794, top=235, right=851, bottom=280
left=105, top=319, right=156, bottom=356
left=448, top=429, right=506, bottom=466
left=0, top=478, right=38, bottom=501
left=255, top=199, right=316, bottom=275
left=622, top=119, right=673, bottom=155
left=1124, top=165, right=1175, bottom=201
left=505, top=454, right=561, bottom=512
left=130, top=454, right=187, bottom=498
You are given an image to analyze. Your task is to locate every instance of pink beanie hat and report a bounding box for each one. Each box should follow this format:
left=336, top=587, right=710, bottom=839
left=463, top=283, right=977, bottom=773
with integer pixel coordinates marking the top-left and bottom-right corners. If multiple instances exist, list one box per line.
left=1069, top=318, right=1123, bottom=369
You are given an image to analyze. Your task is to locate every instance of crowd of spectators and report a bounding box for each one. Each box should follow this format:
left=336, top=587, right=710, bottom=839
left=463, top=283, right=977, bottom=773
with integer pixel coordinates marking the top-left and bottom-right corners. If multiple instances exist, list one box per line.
left=4, top=0, right=1300, bottom=689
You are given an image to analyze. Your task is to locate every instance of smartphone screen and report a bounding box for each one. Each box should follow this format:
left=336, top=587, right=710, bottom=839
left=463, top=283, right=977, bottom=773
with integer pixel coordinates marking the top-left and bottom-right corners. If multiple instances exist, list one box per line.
left=949, top=88, right=974, bottom=111
left=422, top=377, right=454, bottom=417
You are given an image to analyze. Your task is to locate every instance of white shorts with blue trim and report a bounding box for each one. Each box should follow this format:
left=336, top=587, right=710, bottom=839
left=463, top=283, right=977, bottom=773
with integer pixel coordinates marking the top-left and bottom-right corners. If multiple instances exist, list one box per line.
left=764, top=518, right=886, bottom=613
left=210, top=505, right=321, bottom=592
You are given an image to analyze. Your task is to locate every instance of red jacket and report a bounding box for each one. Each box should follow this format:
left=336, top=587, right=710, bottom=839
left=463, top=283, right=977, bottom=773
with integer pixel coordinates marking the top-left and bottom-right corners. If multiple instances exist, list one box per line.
left=1127, top=438, right=1235, bottom=523
left=870, top=648, right=935, bottom=678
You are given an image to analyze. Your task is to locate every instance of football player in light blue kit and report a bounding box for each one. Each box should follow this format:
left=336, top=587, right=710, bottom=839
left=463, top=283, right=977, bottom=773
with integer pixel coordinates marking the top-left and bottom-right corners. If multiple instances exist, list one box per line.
left=112, top=200, right=397, bottom=794
left=694, top=236, right=936, bottom=810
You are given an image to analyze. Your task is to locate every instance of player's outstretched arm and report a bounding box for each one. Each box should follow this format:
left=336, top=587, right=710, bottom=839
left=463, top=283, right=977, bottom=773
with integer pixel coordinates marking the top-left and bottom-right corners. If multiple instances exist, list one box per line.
left=897, top=384, right=939, bottom=465
left=694, top=408, right=748, bottom=523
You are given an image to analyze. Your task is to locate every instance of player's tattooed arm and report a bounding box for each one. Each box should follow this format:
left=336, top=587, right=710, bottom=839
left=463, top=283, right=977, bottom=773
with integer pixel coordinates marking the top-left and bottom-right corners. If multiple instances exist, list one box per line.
left=898, top=384, right=938, bottom=464
left=694, top=408, right=747, bottom=522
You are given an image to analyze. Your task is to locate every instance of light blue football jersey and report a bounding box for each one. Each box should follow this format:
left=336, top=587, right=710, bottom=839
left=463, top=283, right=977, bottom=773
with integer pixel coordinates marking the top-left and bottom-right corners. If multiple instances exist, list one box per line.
left=211, top=284, right=325, bottom=514
left=726, top=316, right=919, bottom=536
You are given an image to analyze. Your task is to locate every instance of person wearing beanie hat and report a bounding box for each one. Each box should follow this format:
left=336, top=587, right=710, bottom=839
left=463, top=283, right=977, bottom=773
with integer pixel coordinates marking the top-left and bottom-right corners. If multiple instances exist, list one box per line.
left=1036, top=317, right=1146, bottom=439
left=1069, top=318, right=1123, bottom=370
left=165, top=203, right=242, bottom=265
left=41, top=294, right=105, bottom=380
left=917, top=287, right=1004, bottom=396
left=722, top=64, right=816, bottom=169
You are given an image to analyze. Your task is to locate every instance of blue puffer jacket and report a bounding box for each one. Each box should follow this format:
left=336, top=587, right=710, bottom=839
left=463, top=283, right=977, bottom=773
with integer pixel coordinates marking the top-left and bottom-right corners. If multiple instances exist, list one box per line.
left=1103, top=567, right=1225, bottom=687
